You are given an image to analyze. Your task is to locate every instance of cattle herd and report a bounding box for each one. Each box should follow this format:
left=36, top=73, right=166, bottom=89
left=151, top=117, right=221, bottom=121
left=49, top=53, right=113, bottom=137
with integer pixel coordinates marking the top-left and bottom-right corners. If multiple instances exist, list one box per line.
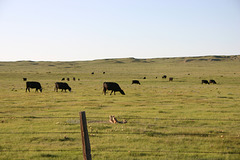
left=202, top=79, right=217, bottom=84
left=23, top=74, right=217, bottom=95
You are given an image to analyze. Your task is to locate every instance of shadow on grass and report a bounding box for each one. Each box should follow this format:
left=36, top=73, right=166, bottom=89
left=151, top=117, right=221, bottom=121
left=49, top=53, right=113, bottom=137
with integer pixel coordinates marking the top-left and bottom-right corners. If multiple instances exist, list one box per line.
left=40, top=153, right=58, bottom=158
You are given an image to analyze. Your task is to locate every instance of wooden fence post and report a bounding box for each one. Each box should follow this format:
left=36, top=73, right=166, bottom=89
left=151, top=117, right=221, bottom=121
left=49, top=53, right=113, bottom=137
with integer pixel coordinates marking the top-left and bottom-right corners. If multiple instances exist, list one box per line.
left=79, top=111, right=92, bottom=160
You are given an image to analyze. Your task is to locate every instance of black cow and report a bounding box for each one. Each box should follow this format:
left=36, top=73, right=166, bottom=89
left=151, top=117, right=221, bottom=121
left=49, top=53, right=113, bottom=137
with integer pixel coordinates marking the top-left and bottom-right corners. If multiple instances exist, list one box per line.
left=67, top=78, right=70, bottom=81
left=55, top=82, right=71, bottom=92
left=26, top=81, right=42, bottom=92
left=169, top=77, right=173, bottom=81
left=73, top=77, right=76, bottom=81
left=23, top=78, right=27, bottom=81
left=209, top=79, right=217, bottom=84
left=132, top=80, right=141, bottom=85
left=61, top=78, right=65, bottom=81
left=162, top=75, right=167, bottom=79
left=202, top=80, right=209, bottom=84
left=103, top=82, right=125, bottom=95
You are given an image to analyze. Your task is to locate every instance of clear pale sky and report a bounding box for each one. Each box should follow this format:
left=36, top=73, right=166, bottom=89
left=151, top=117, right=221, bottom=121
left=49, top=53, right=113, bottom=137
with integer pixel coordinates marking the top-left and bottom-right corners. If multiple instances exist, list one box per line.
left=0, top=0, right=239, bottom=61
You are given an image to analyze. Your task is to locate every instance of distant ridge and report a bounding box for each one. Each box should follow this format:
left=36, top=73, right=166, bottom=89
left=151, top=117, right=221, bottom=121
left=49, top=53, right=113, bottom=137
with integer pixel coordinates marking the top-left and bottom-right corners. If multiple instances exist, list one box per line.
left=93, top=55, right=240, bottom=63
left=182, top=55, right=240, bottom=63
left=1, top=55, right=239, bottom=63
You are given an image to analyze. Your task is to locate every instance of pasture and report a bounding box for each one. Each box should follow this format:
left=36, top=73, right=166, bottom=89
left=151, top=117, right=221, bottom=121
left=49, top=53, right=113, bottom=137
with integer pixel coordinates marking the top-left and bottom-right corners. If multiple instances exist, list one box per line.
left=0, top=56, right=240, bottom=160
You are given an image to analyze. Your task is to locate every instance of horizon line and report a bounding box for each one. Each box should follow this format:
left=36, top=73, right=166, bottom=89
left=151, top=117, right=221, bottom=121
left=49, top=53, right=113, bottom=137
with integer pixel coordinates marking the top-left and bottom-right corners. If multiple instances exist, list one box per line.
left=0, top=54, right=239, bottom=62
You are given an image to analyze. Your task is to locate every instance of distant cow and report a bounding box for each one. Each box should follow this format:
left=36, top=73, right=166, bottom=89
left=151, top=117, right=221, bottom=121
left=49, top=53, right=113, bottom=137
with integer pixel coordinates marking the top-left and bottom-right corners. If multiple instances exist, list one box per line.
left=202, top=80, right=209, bottom=84
left=169, top=77, right=173, bottom=81
left=132, top=80, right=140, bottom=85
left=143, top=77, right=146, bottom=79
left=55, top=82, right=71, bottom=92
left=91, top=72, right=94, bottom=75
left=103, top=82, right=125, bottom=95
left=162, top=75, right=167, bottom=79
left=26, top=81, right=42, bottom=92
left=103, top=72, right=106, bottom=74
left=61, top=78, right=65, bottom=81
left=209, top=80, right=217, bottom=84
left=23, top=78, right=27, bottom=81
left=67, top=78, right=70, bottom=81
left=73, top=77, right=76, bottom=81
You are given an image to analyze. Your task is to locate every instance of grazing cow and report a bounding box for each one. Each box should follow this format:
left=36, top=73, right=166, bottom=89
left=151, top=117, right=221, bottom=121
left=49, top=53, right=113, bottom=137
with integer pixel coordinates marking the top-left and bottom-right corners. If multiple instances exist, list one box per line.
left=55, top=82, right=71, bottom=92
left=67, top=78, right=70, bottom=81
left=162, top=75, right=167, bottom=79
left=132, top=80, right=141, bottom=85
left=73, top=77, right=76, bottom=81
left=26, top=81, right=42, bottom=92
left=91, top=72, right=94, bottom=75
left=23, top=78, right=27, bottom=81
left=169, top=77, right=173, bottom=81
left=209, top=79, right=217, bottom=84
left=143, top=77, right=146, bottom=79
left=103, top=72, right=106, bottom=74
left=103, top=82, right=125, bottom=95
left=202, top=80, right=209, bottom=84
left=61, top=78, right=65, bottom=81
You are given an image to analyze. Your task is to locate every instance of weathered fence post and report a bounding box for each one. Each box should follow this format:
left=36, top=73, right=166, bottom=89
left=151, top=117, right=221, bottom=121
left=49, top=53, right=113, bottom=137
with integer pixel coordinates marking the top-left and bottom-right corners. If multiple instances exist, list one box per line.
left=79, top=111, right=92, bottom=160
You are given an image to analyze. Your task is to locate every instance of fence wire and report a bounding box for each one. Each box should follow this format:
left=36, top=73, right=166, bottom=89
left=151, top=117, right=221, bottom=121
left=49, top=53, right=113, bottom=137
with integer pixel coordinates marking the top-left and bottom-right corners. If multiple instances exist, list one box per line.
left=1, top=149, right=239, bottom=155
left=1, top=116, right=240, bottom=156
left=1, top=116, right=240, bottom=121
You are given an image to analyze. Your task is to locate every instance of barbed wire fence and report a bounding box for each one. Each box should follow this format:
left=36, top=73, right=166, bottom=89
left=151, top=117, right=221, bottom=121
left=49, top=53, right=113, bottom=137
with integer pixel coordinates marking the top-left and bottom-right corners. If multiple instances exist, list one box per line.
left=1, top=113, right=240, bottom=156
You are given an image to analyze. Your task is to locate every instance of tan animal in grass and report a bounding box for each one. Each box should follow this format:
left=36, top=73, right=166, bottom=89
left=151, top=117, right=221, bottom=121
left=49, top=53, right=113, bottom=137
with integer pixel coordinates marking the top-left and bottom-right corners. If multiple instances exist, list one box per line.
left=109, top=115, right=127, bottom=124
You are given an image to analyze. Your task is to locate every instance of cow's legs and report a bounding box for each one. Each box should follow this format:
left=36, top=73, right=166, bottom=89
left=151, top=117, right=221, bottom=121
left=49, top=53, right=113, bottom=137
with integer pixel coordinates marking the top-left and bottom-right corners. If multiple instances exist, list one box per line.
left=110, top=90, right=113, bottom=95
left=103, top=88, right=107, bottom=95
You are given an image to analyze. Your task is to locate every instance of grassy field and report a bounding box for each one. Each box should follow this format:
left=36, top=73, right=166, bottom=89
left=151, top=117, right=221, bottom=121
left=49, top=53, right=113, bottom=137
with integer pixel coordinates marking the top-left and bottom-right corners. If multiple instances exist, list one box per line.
left=0, top=55, right=240, bottom=160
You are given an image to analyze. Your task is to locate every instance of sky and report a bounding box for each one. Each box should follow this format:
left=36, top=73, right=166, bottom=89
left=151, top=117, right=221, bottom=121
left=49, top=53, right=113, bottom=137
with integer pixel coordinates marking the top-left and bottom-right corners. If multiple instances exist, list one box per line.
left=0, top=0, right=239, bottom=61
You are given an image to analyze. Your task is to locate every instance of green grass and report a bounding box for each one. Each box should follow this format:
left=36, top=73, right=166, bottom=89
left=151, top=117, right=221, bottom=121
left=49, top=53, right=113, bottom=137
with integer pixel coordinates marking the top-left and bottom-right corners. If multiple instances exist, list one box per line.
left=0, top=56, right=240, bottom=159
